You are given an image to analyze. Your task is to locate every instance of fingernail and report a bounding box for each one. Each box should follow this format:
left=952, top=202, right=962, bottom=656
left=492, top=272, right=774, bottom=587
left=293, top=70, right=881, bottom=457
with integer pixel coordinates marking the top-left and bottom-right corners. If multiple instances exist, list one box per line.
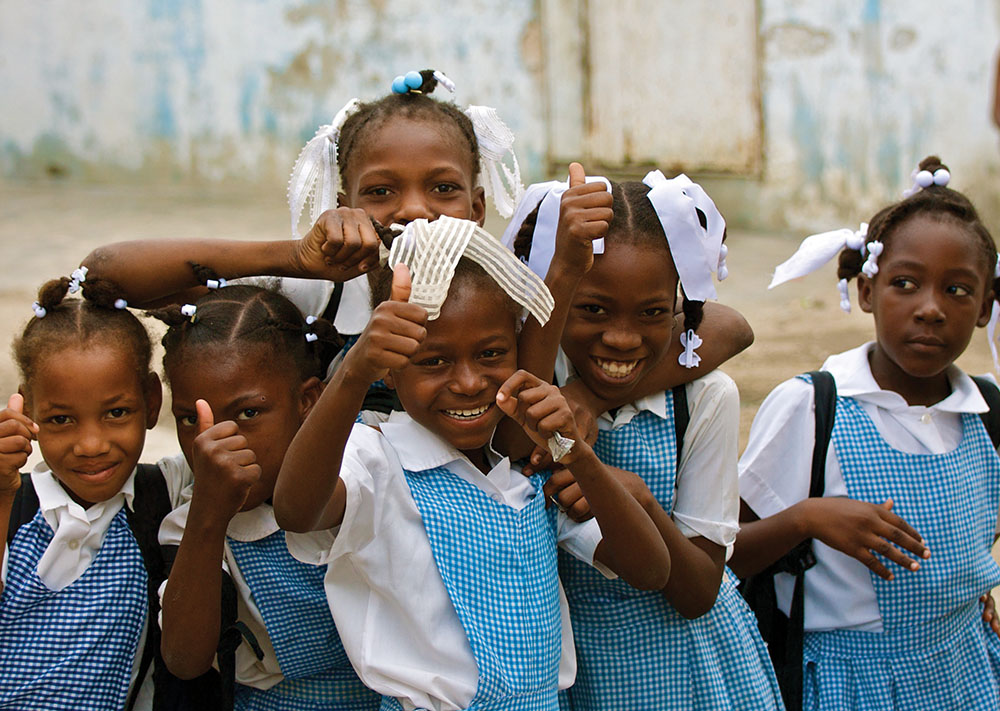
left=887, top=574, right=894, bottom=581
left=496, top=392, right=506, bottom=402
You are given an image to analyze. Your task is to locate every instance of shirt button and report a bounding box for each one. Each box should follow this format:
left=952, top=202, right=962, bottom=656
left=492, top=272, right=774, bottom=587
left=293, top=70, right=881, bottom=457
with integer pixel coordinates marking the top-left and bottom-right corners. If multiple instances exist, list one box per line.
left=491, top=494, right=503, bottom=504
left=67, top=539, right=80, bottom=550
left=920, top=413, right=932, bottom=424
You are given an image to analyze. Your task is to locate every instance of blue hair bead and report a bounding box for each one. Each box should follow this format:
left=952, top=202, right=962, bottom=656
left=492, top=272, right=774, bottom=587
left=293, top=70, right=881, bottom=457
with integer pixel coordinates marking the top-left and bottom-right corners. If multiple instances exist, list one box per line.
left=391, top=75, right=408, bottom=94
left=404, top=70, right=423, bottom=90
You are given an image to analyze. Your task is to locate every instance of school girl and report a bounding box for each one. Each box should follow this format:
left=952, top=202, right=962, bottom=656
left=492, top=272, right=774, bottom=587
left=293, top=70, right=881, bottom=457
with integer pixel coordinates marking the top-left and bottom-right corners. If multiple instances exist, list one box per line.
left=151, top=278, right=380, bottom=709
left=505, top=167, right=785, bottom=710
left=735, top=156, right=1000, bottom=710
left=272, top=215, right=672, bottom=711
left=0, top=274, right=190, bottom=709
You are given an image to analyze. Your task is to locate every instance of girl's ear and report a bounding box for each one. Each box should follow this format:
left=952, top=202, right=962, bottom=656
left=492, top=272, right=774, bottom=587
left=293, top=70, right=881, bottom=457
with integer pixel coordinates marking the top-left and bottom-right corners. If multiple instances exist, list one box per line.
left=472, top=186, right=486, bottom=227
left=978, top=292, right=995, bottom=328
left=856, top=276, right=874, bottom=314
left=143, top=372, right=163, bottom=430
left=298, top=376, right=324, bottom=420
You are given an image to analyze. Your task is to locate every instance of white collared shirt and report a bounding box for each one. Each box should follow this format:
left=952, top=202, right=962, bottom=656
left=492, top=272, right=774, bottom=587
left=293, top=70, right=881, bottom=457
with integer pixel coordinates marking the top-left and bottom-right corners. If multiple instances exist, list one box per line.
left=739, top=342, right=998, bottom=631
left=555, top=353, right=742, bottom=550
left=286, top=412, right=608, bottom=711
left=157, top=453, right=287, bottom=691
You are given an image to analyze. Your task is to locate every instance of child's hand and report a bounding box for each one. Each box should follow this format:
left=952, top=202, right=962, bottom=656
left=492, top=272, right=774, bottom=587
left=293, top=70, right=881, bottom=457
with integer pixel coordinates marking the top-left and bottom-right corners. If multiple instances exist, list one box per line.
left=521, top=380, right=600, bottom=477
left=0, top=394, right=36, bottom=498
left=496, top=370, right=582, bottom=461
left=552, top=162, right=614, bottom=277
left=345, top=264, right=427, bottom=384
left=190, top=400, right=261, bottom=522
left=543, top=466, right=592, bottom=521
left=982, top=593, right=1000, bottom=638
left=804, top=497, right=929, bottom=581
left=293, top=207, right=381, bottom=281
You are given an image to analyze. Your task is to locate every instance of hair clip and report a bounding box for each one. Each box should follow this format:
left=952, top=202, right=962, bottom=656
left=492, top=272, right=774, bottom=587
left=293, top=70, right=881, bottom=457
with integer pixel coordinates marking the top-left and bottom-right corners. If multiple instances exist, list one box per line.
left=433, top=70, right=456, bottom=93
left=205, top=278, right=228, bottom=290
left=391, top=70, right=425, bottom=95
left=305, top=332, right=319, bottom=343
left=861, top=241, right=884, bottom=278
left=837, top=279, right=852, bottom=313
left=303, top=314, right=319, bottom=342
left=903, top=167, right=951, bottom=198
left=679, top=329, right=703, bottom=369
left=180, top=303, right=197, bottom=323
left=717, top=243, right=729, bottom=281
left=31, top=301, right=47, bottom=319
left=114, top=298, right=128, bottom=310
left=68, top=265, right=88, bottom=294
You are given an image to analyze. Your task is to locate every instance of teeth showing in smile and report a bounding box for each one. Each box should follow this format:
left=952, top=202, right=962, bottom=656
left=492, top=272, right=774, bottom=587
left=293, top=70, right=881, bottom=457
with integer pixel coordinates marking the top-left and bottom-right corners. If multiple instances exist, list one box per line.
left=596, top=358, right=638, bottom=379
left=444, top=405, right=490, bottom=420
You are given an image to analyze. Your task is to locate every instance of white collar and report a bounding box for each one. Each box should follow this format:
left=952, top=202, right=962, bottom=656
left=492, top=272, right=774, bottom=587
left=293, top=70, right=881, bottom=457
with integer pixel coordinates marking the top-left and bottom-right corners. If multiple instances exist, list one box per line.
left=379, top=411, right=505, bottom=474
left=822, top=342, right=989, bottom=414
left=31, top=462, right=136, bottom=517
left=227, top=502, right=281, bottom=542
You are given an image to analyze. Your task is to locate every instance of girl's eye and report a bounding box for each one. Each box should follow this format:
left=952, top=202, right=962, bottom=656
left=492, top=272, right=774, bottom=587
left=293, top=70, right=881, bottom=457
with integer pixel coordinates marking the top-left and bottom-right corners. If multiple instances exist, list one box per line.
left=432, top=184, right=458, bottom=194
left=178, top=415, right=197, bottom=427
left=579, top=304, right=605, bottom=315
left=417, top=357, right=446, bottom=367
left=48, top=415, right=71, bottom=426
left=107, top=407, right=129, bottom=419
left=641, top=307, right=668, bottom=318
left=891, top=277, right=917, bottom=290
left=365, top=187, right=391, bottom=197
left=237, top=408, right=260, bottom=421
left=946, top=284, right=973, bottom=297
left=480, top=349, right=506, bottom=359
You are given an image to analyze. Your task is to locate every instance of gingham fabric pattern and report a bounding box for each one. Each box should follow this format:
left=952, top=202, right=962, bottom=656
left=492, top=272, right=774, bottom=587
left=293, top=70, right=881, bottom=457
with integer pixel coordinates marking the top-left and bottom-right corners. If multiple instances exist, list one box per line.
left=801, top=395, right=1000, bottom=709
left=402, top=466, right=562, bottom=710
left=228, top=531, right=379, bottom=710
left=560, top=391, right=784, bottom=711
left=0, top=508, right=146, bottom=710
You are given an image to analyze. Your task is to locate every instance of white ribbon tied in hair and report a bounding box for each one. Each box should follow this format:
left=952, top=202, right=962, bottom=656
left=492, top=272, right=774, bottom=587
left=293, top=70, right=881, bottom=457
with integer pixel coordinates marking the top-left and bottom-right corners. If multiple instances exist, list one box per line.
left=769, top=224, right=868, bottom=290
left=499, top=176, right=612, bottom=281
left=679, top=330, right=703, bottom=369
left=465, top=105, right=523, bottom=219
left=861, top=241, right=884, bottom=279
left=287, top=98, right=362, bottom=237
left=387, top=216, right=554, bottom=326
left=988, top=255, right=1000, bottom=373
left=68, top=266, right=88, bottom=295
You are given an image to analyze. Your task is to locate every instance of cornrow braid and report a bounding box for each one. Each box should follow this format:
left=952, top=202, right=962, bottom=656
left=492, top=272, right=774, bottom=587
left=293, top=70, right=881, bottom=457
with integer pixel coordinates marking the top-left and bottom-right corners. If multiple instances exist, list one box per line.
left=337, top=69, right=480, bottom=189
left=13, top=275, right=152, bottom=385
left=838, top=155, right=996, bottom=285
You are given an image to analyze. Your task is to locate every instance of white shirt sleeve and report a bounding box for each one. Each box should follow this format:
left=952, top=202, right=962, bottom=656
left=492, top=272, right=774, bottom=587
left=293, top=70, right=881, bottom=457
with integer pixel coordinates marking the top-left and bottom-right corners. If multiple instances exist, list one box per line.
left=672, top=371, right=741, bottom=547
left=738, top=376, right=818, bottom=517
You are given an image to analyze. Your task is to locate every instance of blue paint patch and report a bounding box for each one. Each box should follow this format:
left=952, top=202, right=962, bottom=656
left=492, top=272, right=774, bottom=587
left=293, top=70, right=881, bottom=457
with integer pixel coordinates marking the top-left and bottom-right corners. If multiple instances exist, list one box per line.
left=240, top=75, right=259, bottom=133
left=863, top=0, right=880, bottom=24
left=262, top=108, right=278, bottom=136
left=791, top=79, right=824, bottom=184
left=153, top=77, right=177, bottom=138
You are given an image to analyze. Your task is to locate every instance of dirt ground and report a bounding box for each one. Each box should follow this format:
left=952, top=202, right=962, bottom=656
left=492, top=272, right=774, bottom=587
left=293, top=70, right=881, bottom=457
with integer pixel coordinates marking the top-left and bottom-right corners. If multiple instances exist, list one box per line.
left=4, top=181, right=997, bottom=463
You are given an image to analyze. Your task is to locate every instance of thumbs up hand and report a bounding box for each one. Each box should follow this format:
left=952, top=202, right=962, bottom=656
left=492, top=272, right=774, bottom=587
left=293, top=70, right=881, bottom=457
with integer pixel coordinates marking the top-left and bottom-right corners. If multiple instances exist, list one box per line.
left=0, top=394, right=37, bottom=498
left=346, top=264, right=428, bottom=384
left=554, top=162, right=614, bottom=277
left=190, top=399, right=261, bottom=522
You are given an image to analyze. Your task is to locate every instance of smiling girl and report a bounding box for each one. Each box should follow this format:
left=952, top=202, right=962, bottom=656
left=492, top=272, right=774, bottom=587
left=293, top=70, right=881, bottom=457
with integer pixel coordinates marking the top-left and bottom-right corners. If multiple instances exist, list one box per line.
left=735, top=156, right=1000, bottom=710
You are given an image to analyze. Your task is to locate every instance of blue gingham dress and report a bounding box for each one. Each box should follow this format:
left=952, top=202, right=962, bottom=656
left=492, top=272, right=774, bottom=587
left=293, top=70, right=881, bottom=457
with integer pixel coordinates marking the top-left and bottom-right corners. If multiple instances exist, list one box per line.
left=803, top=395, right=1000, bottom=710
left=560, top=391, right=784, bottom=711
left=380, top=465, right=563, bottom=711
left=0, top=507, right=147, bottom=710
left=228, top=530, right=379, bottom=710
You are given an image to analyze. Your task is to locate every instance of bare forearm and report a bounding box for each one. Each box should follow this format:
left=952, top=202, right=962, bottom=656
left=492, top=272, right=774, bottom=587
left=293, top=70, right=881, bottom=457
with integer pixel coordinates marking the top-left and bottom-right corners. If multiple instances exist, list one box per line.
left=82, top=239, right=302, bottom=307
left=728, top=500, right=810, bottom=579
left=273, top=364, right=368, bottom=532
left=160, top=513, right=227, bottom=679
left=571, top=449, right=670, bottom=590
left=517, top=268, right=581, bottom=383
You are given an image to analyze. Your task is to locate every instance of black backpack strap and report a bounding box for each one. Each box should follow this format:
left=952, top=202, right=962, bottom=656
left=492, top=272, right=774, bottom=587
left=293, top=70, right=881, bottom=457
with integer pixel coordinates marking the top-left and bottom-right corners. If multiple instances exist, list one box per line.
left=971, top=375, right=1000, bottom=449
left=315, top=282, right=347, bottom=377
left=671, top=384, right=690, bottom=468
left=6, top=472, right=38, bottom=547
left=124, top=463, right=173, bottom=711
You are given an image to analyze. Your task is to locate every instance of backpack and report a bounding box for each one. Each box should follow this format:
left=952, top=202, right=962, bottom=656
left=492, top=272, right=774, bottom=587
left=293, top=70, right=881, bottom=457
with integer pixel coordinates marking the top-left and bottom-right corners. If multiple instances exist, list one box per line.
left=6, top=464, right=255, bottom=711
left=739, top=372, right=1000, bottom=711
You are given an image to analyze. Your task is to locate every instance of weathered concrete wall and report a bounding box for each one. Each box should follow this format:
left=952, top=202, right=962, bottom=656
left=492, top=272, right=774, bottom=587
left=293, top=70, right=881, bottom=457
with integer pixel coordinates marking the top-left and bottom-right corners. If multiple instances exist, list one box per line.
left=3, top=1, right=1000, bottom=231
left=0, top=0, right=545, bottom=184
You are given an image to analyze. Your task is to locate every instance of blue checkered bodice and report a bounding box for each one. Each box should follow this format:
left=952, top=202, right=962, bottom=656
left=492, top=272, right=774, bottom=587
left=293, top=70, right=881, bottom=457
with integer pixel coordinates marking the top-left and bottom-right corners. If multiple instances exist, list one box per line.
left=831, top=396, right=1000, bottom=629
left=0, top=507, right=147, bottom=710
left=228, top=530, right=379, bottom=710
left=400, top=466, right=561, bottom=710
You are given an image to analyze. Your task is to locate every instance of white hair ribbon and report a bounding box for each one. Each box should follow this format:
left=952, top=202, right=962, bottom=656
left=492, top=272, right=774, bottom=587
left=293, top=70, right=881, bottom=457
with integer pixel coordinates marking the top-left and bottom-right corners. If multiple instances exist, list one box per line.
left=387, top=216, right=553, bottom=325
left=287, top=98, right=362, bottom=237
left=499, top=176, right=612, bottom=280
left=464, top=105, right=523, bottom=219
left=642, top=170, right=726, bottom=304
left=679, top=330, right=703, bottom=369
left=68, top=266, right=88, bottom=295
left=769, top=223, right=868, bottom=291
left=861, top=241, right=883, bottom=278
left=988, top=301, right=1000, bottom=374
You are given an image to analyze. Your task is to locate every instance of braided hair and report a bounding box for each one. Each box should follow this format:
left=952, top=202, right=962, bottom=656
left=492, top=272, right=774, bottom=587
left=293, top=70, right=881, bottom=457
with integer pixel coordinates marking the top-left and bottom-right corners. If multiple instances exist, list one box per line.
left=512, top=180, right=711, bottom=334
left=337, top=69, right=480, bottom=188
left=147, top=265, right=342, bottom=385
left=838, top=155, right=998, bottom=298
left=13, top=276, right=153, bottom=385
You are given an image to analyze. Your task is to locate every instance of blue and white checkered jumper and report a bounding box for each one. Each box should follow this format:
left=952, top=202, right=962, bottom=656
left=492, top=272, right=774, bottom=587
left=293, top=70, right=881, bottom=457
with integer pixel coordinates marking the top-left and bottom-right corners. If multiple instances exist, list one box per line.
left=560, top=391, right=784, bottom=711
left=803, top=394, right=1000, bottom=710
left=0, top=507, right=146, bottom=710
left=228, top=530, right=379, bottom=710
left=380, top=466, right=562, bottom=711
